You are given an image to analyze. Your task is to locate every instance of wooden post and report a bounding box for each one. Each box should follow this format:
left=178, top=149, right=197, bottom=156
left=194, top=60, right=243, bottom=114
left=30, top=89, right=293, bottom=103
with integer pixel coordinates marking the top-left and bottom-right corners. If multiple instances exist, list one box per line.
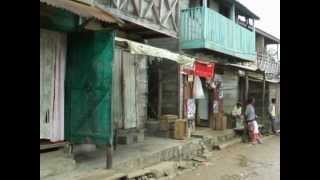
left=244, top=73, right=249, bottom=102
left=202, top=0, right=207, bottom=8
left=106, top=143, right=113, bottom=169
left=195, top=99, right=200, bottom=126
left=262, top=73, right=266, bottom=125
left=230, top=3, right=235, bottom=22
left=277, top=44, right=279, bottom=60
left=158, top=67, right=162, bottom=120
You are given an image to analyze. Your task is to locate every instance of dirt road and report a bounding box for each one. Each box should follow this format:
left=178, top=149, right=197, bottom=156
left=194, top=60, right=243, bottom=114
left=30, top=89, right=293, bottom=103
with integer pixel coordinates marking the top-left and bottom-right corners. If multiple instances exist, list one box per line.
left=174, top=136, right=280, bottom=180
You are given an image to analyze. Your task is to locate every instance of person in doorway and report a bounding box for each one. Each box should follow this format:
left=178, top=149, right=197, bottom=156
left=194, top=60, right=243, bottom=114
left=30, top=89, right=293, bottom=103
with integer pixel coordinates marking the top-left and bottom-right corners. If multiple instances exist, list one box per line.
left=245, top=97, right=263, bottom=144
left=268, top=98, right=279, bottom=135
left=232, top=102, right=244, bottom=129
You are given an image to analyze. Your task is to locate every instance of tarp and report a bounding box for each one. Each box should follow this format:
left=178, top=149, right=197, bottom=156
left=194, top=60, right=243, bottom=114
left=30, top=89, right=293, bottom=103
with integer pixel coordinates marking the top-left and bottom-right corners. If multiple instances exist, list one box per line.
left=115, top=37, right=195, bottom=67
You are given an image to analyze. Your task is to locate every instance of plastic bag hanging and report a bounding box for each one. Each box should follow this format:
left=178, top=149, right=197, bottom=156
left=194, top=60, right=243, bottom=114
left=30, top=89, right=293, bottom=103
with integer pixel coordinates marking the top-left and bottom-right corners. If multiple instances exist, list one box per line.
left=193, top=76, right=205, bottom=99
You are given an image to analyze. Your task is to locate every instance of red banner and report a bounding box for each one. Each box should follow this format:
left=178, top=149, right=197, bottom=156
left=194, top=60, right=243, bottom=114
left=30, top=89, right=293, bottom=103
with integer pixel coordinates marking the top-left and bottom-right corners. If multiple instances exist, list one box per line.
left=194, top=61, right=215, bottom=79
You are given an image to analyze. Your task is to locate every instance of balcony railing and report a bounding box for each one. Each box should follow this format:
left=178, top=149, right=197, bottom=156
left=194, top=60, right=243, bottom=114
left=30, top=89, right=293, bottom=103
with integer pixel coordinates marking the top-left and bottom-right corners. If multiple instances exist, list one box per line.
left=180, top=7, right=257, bottom=61
left=257, top=51, right=280, bottom=79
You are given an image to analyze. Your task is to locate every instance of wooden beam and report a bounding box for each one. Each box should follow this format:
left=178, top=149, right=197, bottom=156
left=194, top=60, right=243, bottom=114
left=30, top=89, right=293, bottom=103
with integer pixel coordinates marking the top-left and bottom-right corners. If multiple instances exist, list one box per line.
left=158, top=67, right=163, bottom=120
left=159, top=0, right=163, bottom=22
left=262, top=73, right=266, bottom=121
left=152, top=3, right=161, bottom=24
left=77, top=17, right=94, bottom=31
left=245, top=73, right=249, bottom=101
left=102, top=7, right=178, bottom=38
left=171, top=4, right=178, bottom=32
left=162, top=0, right=178, bottom=25
left=139, top=0, right=143, bottom=17
left=106, top=143, right=113, bottom=169
left=131, top=0, right=140, bottom=17
left=143, top=0, right=154, bottom=18
left=40, top=142, right=68, bottom=150
left=119, top=0, right=128, bottom=10
left=202, top=0, right=207, bottom=8
left=112, top=0, right=119, bottom=8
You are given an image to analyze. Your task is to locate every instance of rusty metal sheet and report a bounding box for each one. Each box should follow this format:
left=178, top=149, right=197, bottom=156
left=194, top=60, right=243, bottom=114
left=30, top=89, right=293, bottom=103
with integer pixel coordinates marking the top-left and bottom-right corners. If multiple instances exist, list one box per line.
left=40, top=0, right=122, bottom=25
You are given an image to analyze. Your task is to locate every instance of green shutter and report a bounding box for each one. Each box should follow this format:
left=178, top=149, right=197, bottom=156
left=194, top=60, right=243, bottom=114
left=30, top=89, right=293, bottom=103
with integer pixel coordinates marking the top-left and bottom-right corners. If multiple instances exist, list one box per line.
left=65, top=31, right=114, bottom=145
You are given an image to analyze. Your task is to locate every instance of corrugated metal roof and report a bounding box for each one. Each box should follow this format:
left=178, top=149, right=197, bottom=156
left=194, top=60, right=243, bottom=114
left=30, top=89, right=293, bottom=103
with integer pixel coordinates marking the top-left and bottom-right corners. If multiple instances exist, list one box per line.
left=235, top=1, right=260, bottom=20
left=255, top=28, right=280, bottom=44
left=40, top=0, right=123, bottom=25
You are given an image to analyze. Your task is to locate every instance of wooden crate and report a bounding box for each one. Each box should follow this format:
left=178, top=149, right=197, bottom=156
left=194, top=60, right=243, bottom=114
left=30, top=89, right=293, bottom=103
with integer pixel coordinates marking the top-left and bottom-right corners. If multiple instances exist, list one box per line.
left=159, top=119, right=176, bottom=131
left=213, top=113, right=227, bottom=130
left=174, top=119, right=187, bottom=140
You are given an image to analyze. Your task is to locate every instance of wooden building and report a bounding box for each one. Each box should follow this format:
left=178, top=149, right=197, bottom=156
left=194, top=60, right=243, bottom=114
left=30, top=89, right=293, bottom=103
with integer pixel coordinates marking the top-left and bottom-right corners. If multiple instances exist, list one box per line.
left=40, top=0, right=121, bottom=151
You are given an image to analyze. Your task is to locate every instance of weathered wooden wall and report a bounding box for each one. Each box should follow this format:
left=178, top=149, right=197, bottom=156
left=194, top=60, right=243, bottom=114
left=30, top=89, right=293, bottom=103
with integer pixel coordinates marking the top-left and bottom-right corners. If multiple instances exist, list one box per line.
left=223, top=69, right=239, bottom=114
left=98, top=0, right=179, bottom=38
left=256, top=34, right=265, bottom=52
left=148, top=59, right=180, bottom=118
left=112, top=48, right=123, bottom=128
left=160, top=60, right=180, bottom=115
left=147, top=37, right=179, bottom=51
left=135, top=54, right=148, bottom=128
left=112, top=47, right=148, bottom=129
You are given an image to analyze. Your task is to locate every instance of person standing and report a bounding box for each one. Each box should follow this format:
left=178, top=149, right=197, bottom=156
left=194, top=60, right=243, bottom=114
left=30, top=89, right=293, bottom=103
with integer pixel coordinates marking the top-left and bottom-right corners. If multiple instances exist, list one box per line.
left=245, top=97, right=262, bottom=144
left=232, top=102, right=244, bottom=129
left=268, top=98, right=279, bottom=134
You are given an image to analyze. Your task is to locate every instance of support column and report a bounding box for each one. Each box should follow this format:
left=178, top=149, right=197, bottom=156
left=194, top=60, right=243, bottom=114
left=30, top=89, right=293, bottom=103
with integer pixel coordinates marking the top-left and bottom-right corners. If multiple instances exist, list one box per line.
left=202, top=0, right=207, bottom=8
left=158, top=67, right=163, bottom=120
left=245, top=73, right=249, bottom=102
left=277, top=44, right=279, bottom=60
left=262, top=73, right=266, bottom=126
left=106, top=143, right=113, bottom=169
left=230, top=3, right=235, bottom=22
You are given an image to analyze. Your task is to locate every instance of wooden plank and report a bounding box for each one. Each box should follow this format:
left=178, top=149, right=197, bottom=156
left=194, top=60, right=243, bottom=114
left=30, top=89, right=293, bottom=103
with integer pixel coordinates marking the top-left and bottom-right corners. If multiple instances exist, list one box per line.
left=119, top=0, right=128, bottom=10
left=139, top=0, right=143, bottom=17
left=158, top=68, right=162, bottom=120
left=152, top=3, right=161, bottom=24
left=40, top=142, right=67, bottom=150
left=214, top=138, right=242, bottom=150
left=123, top=51, right=137, bottom=129
left=131, top=0, right=140, bottom=16
left=159, top=0, right=163, bottom=22
left=106, top=144, right=113, bottom=169
left=103, top=7, right=178, bottom=38
left=112, top=48, right=123, bottom=129
left=135, top=54, right=148, bottom=129
left=143, top=0, right=154, bottom=18
left=162, top=0, right=178, bottom=26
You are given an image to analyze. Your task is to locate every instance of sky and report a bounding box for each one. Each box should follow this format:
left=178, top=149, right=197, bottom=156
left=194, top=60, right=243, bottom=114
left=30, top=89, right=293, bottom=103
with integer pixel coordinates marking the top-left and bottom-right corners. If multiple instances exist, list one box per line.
left=238, top=0, right=280, bottom=39
left=238, top=0, right=280, bottom=60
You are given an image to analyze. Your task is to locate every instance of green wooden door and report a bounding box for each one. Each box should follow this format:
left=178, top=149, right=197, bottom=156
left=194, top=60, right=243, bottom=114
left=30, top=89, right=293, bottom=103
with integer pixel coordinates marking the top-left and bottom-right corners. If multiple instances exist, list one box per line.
left=65, top=31, right=114, bottom=145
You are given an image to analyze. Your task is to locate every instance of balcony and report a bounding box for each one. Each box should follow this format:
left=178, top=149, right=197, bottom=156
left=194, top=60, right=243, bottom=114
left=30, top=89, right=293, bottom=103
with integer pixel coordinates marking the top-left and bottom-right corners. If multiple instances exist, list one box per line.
left=180, top=7, right=256, bottom=61
left=257, top=51, right=280, bottom=79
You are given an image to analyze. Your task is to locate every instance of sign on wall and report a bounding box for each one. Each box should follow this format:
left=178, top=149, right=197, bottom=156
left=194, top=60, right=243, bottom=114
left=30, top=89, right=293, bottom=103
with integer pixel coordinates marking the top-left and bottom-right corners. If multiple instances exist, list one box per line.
left=194, top=61, right=215, bottom=79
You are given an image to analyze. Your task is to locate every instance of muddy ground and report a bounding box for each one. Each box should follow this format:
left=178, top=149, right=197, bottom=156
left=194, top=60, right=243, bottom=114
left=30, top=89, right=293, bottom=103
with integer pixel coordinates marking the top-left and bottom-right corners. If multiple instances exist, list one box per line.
left=174, top=136, right=280, bottom=180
